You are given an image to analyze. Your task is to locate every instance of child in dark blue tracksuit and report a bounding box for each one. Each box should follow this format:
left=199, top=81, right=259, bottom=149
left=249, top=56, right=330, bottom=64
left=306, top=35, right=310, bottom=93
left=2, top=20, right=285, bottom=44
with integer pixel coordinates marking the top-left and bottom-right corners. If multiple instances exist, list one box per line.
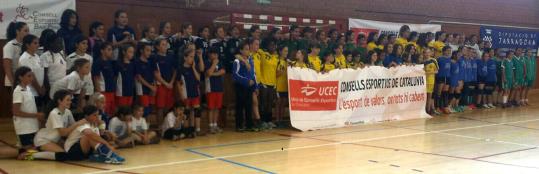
left=232, top=42, right=257, bottom=132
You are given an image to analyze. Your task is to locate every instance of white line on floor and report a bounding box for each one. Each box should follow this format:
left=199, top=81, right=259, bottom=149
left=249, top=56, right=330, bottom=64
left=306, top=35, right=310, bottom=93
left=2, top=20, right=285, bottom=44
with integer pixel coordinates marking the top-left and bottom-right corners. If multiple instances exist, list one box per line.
left=84, top=117, right=539, bottom=174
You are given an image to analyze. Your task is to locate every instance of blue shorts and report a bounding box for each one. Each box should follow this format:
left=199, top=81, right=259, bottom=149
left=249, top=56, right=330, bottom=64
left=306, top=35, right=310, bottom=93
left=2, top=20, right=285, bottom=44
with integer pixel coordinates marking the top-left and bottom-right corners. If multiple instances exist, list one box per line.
left=450, top=77, right=460, bottom=88
left=278, top=92, right=288, bottom=98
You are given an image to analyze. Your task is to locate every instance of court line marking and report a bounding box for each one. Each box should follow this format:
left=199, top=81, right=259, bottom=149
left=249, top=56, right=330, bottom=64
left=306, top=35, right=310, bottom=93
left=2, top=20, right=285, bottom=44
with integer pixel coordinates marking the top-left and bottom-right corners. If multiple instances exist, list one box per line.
left=471, top=147, right=537, bottom=160
left=189, top=117, right=476, bottom=150
left=83, top=117, right=539, bottom=174
left=276, top=128, right=539, bottom=170
left=61, top=162, right=141, bottom=174
left=186, top=149, right=275, bottom=174
left=189, top=126, right=396, bottom=150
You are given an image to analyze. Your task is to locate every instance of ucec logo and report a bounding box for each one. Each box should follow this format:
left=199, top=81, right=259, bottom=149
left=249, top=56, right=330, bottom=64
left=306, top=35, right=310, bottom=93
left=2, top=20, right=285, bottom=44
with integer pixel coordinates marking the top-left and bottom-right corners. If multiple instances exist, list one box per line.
left=289, top=79, right=339, bottom=111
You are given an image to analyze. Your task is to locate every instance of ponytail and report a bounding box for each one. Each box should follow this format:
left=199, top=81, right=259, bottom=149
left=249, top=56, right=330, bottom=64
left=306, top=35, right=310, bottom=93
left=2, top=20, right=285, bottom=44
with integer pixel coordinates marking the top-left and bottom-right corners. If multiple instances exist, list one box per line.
left=6, top=22, right=27, bottom=41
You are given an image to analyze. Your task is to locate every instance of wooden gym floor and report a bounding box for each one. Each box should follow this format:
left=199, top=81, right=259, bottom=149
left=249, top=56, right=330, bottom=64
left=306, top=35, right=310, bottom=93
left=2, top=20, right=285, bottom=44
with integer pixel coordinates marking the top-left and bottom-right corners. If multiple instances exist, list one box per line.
left=2, top=91, right=539, bottom=174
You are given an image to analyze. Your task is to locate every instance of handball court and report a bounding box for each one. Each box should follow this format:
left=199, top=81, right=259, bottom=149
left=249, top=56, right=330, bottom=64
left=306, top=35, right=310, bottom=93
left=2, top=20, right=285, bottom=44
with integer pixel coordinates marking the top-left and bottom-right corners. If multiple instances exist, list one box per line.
left=2, top=91, right=539, bottom=174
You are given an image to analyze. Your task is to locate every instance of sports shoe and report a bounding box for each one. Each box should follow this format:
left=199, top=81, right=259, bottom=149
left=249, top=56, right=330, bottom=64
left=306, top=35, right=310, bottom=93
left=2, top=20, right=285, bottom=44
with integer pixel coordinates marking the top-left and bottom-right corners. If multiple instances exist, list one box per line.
left=488, top=104, right=496, bottom=109
left=18, top=149, right=37, bottom=160
left=209, top=126, right=216, bottom=134
left=89, top=153, right=124, bottom=164
left=215, top=126, right=223, bottom=133
left=448, top=107, right=456, bottom=113
left=268, top=122, right=277, bottom=128
left=482, top=104, right=490, bottom=109
left=433, top=109, right=441, bottom=115
left=236, top=128, right=245, bottom=132
left=246, top=127, right=260, bottom=132
left=442, top=108, right=451, bottom=114
left=196, top=131, right=206, bottom=136
left=260, top=122, right=270, bottom=130
left=89, top=154, right=106, bottom=163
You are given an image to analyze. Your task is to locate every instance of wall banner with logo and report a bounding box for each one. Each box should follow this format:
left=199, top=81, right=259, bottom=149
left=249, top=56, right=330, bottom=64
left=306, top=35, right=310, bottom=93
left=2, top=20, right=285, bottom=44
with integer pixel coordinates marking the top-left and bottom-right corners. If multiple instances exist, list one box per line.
left=480, top=26, right=539, bottom=49
left=288, top=66, right=431, bottom=131
left=0, top=0, right=76, bottom=39
left=348, top=18, right=441, bottom=42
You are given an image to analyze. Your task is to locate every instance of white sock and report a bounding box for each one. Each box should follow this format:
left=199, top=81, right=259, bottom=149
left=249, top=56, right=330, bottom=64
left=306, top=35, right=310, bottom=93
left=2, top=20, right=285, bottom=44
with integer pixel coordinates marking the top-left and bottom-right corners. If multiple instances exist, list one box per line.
left=32, top=152, right=55, bottom=160
left=196, top=128, right=201, bottom=132
left=526, top=99, right=529, bottom=102
left=503, top=96, right=508, bottom=103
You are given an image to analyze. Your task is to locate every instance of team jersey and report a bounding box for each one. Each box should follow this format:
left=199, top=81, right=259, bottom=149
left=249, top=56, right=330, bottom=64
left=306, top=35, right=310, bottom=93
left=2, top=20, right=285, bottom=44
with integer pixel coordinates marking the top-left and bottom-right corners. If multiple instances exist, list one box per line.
left=175, top=36, right=194, bottom=52
left=195, top=37, right=210, bottom=60
left=179, top=65, right=200, bottom=98
left=424, top=58, right=439, bottom=85
left=134, top=57, right=156, bottom=95
left=261, top=54, right=279, bottom=86
left=276, top=59, right=288, bottom=92
left=512, top=56, right=525, bottom=80
left=108, top=117, right=128, bottom=138
left=65, top=123, right=99, bottom=152
left=18, top=52, right=45, bottom=97
left=470, top=58, right=478, bottom=82
left=210, top=38, right=227, bottom=62
left=307, top=54, right=322, bottom=72
left=319, top=42, right=330, bottom=58
left=92, top=58, right=118, bottom=92
left=131, top=117, right=149, bottom=133
left=12, top=85, right=39, bottom=135
left=251, top=49, right=267, bottom=84
left=286, top=39, right=307, bottom=59
left=526, top=56, right=536, bottom=81
left=3, top=39, right=22, bottom=86
left=458, top=57, right=467, bottom=82
left=383, top=54, right=403, bottom=67
left=225, top=37, right=241, bottom=72
left=436, top=56, right=452, bottom=78
left=116, top=61, right=136, bottom=97
left=35, top=108, right=75, bottom=145
left=486, top=59, right=497, bottom=82
left=322, top=63, right=335, bottom=72
left=107, top=25, right=136, bottom=43
left=501, top=59, right=514, bottom=80
left=334, top=54, right=346, bottom=69
left=291, top=61, right=308, bottom=68
left=344, top=43, right=356, bottom=54
left=40, top=51, right=67, bottom=85
left=477, top=59, right=488, bottom=78
left=450, top=60, right=461, bottom=83
left=205, top=61, right=224, bottom=93
left=153, top=53, right=177, bottom=83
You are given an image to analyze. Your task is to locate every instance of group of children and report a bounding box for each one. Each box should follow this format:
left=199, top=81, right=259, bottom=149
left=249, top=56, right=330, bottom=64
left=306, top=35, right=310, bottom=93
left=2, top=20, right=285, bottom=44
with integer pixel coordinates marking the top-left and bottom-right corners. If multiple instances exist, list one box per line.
left=1, top=9, right=537, bottom=163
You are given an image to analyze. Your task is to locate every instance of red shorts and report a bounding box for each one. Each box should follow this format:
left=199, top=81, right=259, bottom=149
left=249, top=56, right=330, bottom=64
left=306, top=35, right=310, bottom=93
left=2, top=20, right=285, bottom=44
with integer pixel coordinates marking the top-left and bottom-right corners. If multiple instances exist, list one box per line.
left=116, top=96, right=133, bottom=107
left=139, top=95, right=155, bottom=107
left=156, top=85, right=174, bottom=109
left=183, top=97, right=200, bottom=108
left=102, top=92, right=116, bottom=115
left=206, top=92, right=223, bottom=109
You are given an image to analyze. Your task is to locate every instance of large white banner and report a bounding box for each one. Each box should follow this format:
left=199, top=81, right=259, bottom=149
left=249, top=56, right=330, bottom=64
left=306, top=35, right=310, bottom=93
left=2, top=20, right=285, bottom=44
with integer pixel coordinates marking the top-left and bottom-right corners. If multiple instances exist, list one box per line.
left=348, top=18, right=441, bottom=41
left=0, top=0, right=76, bottom=39
left=288, top=65, right=431, bottom=131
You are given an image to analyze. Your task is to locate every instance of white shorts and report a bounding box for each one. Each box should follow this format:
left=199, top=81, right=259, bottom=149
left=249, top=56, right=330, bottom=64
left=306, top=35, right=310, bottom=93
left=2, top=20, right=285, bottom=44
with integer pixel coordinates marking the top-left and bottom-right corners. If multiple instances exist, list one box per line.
left=33, top=129, right=61, bottom=147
